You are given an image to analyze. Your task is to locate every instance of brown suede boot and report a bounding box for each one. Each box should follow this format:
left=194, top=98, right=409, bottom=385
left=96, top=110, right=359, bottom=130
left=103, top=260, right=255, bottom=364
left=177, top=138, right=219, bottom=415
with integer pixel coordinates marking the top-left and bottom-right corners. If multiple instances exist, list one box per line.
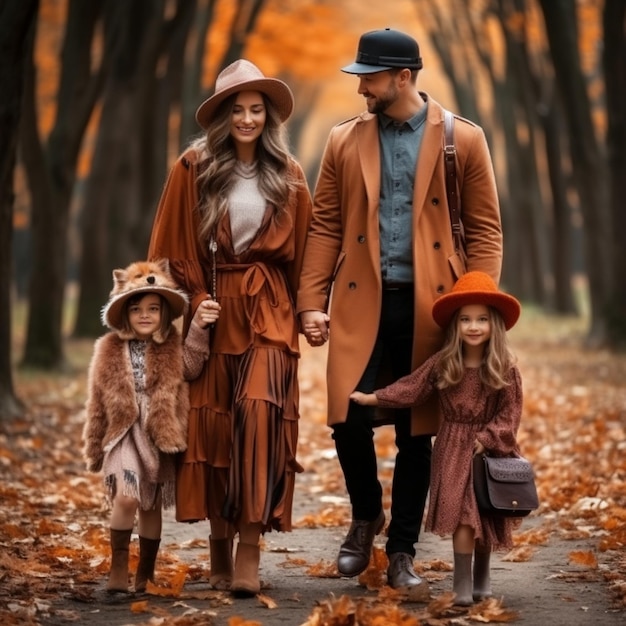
left=107, top=528, right=133, bottom=593
left=134, top=536, right=160, bottom=593
left=231, top=542, right=260, bottom=596
left=209, top=537, right=234, bottom=590
left=452, top=552, right=473, bottom=606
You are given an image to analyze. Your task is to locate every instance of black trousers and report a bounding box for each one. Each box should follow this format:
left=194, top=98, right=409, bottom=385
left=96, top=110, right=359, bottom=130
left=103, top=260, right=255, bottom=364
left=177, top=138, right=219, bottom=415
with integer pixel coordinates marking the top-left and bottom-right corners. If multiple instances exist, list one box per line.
left=332, top=287, right=432, bottom=557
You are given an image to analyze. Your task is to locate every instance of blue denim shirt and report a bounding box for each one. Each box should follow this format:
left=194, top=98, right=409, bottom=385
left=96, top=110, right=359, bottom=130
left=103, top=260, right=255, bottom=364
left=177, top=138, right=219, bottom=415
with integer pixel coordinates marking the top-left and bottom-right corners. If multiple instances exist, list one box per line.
left=378, top=105, right=427, bottom=286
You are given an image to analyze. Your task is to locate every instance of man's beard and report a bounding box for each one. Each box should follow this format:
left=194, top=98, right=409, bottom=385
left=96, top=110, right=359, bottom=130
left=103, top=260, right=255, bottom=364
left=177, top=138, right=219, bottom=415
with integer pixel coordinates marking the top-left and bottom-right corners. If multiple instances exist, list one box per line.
left=367, top=84, right=399, bottom=115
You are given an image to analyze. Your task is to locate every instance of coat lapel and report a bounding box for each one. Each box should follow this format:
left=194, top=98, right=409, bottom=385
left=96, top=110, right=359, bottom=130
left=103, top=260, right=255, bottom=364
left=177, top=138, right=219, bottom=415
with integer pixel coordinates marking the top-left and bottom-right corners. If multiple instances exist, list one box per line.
left=413, top=102, right=444, bottom=224
left=355, top=114, right=381, bottom=215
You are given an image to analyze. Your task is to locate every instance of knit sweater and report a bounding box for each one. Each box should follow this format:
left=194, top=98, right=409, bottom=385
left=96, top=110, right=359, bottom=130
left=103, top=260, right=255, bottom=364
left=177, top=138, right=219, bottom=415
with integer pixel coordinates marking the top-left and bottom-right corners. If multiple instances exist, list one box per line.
left=229, top=161, right=266, bottom=254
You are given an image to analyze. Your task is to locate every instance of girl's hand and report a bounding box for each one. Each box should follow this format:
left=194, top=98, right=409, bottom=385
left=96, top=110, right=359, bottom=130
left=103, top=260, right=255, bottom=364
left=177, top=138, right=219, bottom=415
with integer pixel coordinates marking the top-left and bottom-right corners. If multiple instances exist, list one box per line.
left=193, top=296, right=221, bottom=329
left=350, top=391, right=378, bottom=406
left=473, top=440, right=486, bottom=455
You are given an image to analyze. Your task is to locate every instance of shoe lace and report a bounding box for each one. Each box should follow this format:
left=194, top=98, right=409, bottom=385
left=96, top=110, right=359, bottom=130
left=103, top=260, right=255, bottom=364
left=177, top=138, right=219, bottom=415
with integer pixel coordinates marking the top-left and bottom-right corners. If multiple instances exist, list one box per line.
left=347, top=520, right=371, bottom=546
left=390, top=552, right=413, bottom=575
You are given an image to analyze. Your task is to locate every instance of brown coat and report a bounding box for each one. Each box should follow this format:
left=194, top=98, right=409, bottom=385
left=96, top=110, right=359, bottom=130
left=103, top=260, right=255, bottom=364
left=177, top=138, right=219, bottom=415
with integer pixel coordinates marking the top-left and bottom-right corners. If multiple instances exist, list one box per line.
left=296, top=94, right=502, bottom=435
left=82, top=329, right=189, bottom=472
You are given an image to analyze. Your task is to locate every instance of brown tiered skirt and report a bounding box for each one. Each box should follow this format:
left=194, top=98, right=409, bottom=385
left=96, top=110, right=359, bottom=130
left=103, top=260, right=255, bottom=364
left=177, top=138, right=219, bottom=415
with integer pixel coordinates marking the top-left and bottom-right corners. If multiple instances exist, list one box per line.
left=175, top=346, right=302, bottom=531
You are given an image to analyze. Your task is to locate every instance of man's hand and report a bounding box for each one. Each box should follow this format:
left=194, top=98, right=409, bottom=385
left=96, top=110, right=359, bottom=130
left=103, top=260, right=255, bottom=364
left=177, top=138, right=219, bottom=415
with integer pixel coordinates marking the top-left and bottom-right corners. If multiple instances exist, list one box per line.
left=300, top=310, right=330, bottom=346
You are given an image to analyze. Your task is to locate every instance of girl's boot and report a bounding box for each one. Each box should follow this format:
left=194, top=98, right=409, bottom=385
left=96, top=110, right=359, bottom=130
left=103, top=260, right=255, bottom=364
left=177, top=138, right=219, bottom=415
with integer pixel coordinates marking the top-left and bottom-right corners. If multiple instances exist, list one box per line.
left=452, top=552, right=473, bottom=606
left=473, top=549, right=492, bottom=601
left=231, top=542, right=260, bottom=596
left=134, top=536, right=161, bottom=593
left=107, top=528, right=133, bottom=593
left=209, top=537, right=234, bottom=590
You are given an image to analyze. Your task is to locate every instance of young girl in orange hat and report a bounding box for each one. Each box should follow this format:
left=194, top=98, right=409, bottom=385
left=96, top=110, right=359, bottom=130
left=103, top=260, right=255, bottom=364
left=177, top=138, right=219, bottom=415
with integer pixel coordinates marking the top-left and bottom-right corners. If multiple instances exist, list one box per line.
left=83, top=259, right=220, bottom=594
left=351, top=271, right=524, bottom=605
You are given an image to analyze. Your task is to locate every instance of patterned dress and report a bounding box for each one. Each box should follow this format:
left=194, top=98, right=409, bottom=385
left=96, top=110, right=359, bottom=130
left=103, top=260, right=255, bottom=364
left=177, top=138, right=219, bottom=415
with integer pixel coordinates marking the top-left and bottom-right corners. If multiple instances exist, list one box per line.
left=375, top=351, right=523, bottom=550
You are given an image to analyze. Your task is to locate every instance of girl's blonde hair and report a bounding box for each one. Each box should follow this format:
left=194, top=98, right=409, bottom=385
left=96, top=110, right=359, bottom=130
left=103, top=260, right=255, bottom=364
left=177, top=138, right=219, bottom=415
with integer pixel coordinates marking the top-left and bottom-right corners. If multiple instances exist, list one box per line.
left=190, top=92, right=296, bottom=244
left=435, top=306, right=515, bottom=390
left=119, top=293, right=173, bottom=344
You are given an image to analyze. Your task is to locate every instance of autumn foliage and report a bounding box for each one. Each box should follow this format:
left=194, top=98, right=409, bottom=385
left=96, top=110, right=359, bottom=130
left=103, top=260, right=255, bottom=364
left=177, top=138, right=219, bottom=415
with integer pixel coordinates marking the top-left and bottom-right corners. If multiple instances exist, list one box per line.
left=1, top=312, right=625, bottom=624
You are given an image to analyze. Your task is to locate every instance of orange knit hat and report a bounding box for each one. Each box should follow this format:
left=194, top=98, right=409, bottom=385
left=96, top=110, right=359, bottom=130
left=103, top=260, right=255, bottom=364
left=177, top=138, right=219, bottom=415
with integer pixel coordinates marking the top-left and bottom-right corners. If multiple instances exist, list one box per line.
left=432, top=271, right=521, bottom=330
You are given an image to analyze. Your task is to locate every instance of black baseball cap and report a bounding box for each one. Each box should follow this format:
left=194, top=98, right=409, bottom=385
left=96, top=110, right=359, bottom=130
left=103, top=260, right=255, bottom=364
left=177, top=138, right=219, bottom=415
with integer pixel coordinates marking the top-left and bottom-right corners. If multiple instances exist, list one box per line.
left=341, top=28, right=423, bottom=74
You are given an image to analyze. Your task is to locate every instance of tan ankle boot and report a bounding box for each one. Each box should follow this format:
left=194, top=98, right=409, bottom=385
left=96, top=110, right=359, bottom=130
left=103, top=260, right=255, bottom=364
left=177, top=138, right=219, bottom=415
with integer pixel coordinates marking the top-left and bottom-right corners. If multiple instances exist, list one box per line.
left=231, top=542, right=260, bottom=596
left=107, top=528, right=132, bottom=593
left=209, top=537, right=234, bottom=590
left=134, top=536, right=160, bottom=593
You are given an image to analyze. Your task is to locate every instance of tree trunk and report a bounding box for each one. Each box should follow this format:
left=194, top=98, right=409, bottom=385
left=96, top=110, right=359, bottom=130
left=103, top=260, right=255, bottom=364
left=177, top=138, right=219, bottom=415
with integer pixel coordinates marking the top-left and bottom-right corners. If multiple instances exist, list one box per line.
left=603, top=0, right=626, bottom=348
left=0, top=0, right=38, bottom=418
left=538, top=0, right=611, bottom=346
left=73, top=0, right=196, bottom=337
left=20, top=0, right=104, bottom=368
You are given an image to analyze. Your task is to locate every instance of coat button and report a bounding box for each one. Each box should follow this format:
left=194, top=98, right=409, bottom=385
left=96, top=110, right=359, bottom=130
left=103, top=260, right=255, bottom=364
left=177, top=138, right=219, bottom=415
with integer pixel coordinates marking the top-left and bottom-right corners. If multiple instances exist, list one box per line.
left=433, top=241, right=441, bottom=249
left=436, top=285, right=444, bottom=293
left=349, top=282, right=356, bottom=290
left=358, top=235, right=365, bottom=243
left=432, top=197, right=440, bottom=205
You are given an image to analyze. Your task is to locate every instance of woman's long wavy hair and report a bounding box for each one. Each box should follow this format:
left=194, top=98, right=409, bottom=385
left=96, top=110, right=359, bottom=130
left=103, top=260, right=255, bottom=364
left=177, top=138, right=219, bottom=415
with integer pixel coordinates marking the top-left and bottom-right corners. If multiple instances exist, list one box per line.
left=435, top=306, right=515, bottom=390
left=190, top=92, right=296, bottom=245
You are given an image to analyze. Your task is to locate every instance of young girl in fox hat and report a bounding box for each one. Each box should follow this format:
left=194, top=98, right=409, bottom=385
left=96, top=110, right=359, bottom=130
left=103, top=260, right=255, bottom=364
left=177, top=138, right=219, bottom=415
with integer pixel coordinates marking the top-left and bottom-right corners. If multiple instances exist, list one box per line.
left=82, top=259, right=220, bottom=594
left=351, top=271, right=524, bottom=606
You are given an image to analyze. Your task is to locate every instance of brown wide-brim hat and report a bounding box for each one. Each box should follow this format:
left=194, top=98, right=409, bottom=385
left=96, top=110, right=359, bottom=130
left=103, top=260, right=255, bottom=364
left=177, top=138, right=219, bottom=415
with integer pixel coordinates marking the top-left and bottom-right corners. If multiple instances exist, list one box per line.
left=101, top=260, right=189, bottom=332
left=195, top=59, right=294, bottom=129
left=432, top=271, right=521, bottom=331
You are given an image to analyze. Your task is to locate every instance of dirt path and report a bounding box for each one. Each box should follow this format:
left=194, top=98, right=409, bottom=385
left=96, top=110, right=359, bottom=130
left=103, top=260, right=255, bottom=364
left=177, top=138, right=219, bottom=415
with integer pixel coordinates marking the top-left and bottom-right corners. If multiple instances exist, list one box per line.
left=37, top=488, right=623, bottom=626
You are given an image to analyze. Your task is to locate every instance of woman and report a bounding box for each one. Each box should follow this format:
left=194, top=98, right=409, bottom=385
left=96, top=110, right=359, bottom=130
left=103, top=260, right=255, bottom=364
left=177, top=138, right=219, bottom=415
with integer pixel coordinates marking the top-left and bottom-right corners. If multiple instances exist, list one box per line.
left=148, top=59, right=312, bottom=596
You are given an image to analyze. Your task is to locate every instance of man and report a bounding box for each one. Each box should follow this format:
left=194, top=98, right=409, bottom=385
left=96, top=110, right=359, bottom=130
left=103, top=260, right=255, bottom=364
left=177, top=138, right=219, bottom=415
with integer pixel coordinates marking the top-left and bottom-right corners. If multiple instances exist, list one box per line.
left=297, top=28, right=502, bottom=596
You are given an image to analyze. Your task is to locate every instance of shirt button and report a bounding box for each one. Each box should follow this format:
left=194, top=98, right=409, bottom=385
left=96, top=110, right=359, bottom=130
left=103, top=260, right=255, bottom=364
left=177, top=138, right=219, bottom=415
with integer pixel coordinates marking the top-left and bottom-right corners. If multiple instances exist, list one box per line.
left=358, top=235, right=365, bottom=243
left=436, top=285, right=444, bottom=293
left=433, top=242, right=441, bottom=249
left=432, top=198, right=440, bottom=205
left=349, top=282, right=357, bottom=290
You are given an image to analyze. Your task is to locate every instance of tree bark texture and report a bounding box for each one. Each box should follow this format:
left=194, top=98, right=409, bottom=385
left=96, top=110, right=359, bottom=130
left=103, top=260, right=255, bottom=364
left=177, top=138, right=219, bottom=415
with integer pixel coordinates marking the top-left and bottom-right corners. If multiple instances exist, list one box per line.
left=538, top=0, right=611, bottom=345
left=21, top=0, right=104, bottom=368
left=0, top=0, right=38, bottom=418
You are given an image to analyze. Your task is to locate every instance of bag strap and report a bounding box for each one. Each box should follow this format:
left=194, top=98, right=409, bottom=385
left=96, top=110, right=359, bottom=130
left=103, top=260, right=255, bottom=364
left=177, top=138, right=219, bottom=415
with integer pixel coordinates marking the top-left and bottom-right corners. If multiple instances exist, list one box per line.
left=443, top=110, right=462, bottom=253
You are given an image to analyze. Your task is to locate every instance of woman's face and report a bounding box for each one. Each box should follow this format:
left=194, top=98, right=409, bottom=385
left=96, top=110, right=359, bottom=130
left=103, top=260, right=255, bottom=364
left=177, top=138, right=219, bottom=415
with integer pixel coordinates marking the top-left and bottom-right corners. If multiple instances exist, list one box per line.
left=230, top=90, right=266, bottom=152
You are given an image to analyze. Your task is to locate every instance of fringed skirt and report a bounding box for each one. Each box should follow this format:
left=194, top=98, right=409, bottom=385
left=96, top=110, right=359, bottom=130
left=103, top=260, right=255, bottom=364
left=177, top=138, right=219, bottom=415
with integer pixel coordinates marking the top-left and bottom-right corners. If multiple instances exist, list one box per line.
left=175, top=346, right=302, bottom=531
left=102, top=419, right=176, bottom=511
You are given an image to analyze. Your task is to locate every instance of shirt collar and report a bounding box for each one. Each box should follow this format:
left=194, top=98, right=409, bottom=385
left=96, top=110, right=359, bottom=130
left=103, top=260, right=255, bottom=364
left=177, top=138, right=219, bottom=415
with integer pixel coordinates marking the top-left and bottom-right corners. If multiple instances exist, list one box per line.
left=379, top=104, right=428, bottom=131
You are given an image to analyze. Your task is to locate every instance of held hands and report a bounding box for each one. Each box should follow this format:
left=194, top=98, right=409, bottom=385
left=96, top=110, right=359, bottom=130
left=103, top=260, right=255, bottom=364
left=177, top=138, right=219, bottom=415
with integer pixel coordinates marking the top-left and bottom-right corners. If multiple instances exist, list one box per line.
left=300, top=310, right=330, bottom=347
left=192, top=295, right=221, bottom=329
left=349, top=391, right=379, bottom=406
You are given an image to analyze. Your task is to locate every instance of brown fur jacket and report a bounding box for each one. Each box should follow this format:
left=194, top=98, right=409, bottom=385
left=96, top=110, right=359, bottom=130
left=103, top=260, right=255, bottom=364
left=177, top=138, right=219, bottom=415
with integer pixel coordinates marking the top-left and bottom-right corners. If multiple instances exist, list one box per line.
left=82, top=327, right=190, bottom=473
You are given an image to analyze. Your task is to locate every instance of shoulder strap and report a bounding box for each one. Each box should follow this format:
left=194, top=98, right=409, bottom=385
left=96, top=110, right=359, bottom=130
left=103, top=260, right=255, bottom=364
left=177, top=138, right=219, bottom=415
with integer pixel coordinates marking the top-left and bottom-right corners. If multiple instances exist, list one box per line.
left=443, top=110, right=462, bottom=253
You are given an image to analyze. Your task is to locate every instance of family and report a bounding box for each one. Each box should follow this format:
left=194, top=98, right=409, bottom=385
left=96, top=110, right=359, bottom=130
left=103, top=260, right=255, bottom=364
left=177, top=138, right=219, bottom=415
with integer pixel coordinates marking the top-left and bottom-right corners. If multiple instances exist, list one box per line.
left=82, top=28, right=526, bottom=607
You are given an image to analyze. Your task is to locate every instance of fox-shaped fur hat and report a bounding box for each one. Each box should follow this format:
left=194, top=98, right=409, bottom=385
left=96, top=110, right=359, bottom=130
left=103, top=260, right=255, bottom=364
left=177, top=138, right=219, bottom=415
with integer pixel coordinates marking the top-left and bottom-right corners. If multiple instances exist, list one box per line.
left=101, top=258, right=188, bottom=335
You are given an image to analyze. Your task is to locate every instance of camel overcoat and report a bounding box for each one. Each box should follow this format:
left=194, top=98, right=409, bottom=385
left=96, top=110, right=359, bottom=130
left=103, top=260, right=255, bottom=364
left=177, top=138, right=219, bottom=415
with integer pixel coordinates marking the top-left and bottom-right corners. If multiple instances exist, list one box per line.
left=296, top=93, right=502, bottom=436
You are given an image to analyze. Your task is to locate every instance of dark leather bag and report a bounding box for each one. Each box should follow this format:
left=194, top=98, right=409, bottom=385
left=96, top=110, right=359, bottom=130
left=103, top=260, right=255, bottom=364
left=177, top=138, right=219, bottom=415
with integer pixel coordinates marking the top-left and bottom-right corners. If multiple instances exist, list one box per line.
left=473, top=454, right=539, bottom=517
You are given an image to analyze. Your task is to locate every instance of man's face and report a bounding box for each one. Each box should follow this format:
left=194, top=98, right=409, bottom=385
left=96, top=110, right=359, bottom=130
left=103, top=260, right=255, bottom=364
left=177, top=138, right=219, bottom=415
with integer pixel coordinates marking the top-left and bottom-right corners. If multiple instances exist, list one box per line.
left=356, top=70, right=399, bottom=115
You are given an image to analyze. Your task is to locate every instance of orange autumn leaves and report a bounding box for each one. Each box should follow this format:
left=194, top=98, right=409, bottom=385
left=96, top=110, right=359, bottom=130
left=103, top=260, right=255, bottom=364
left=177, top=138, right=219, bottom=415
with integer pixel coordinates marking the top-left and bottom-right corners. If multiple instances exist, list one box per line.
left=1, top=314, right=626, bottom=623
